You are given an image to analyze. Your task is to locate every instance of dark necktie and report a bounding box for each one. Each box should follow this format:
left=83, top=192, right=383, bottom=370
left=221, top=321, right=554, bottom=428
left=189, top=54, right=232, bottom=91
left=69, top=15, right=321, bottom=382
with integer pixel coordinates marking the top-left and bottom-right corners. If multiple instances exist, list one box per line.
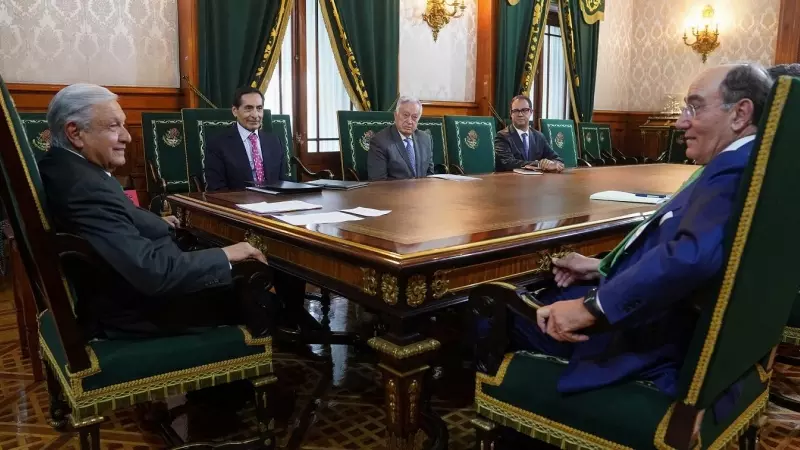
left=522, top=132, right=530, bottom=160
left=405, top=138, right=417, bottom=177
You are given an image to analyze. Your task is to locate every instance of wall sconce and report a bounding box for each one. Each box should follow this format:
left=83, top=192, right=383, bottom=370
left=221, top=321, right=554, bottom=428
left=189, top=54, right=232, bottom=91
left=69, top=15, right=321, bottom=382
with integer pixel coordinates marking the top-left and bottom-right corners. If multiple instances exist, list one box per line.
left=683, top=5, right=720, bottom=63
left=422, top=0, right=466, bottom=42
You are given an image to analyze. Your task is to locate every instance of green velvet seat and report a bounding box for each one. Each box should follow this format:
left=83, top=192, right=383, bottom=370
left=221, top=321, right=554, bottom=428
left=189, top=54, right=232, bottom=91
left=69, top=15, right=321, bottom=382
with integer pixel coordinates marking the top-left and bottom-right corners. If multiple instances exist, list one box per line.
left=443, top=115, right=496, bottom=174
left=337, top=111, right=394, bottom=181
left=416, top=116, right=449, bottom=174
left=539, top=119, right=590, bottom=168
left=181, top=108, right=273, bottom=191
left=576, top=123, right=609, bottom=165
left=19, top=112, right=50, bottom=160
left=473, top=76, right=800, bottom=449
left=0, top=75, right=278, bottom=449
left=141, top=112, right=190, bottom=213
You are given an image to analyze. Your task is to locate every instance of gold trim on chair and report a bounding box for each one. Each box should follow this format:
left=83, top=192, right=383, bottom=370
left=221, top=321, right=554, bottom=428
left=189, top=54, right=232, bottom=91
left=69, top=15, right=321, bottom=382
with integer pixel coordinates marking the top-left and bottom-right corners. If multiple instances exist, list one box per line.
left=685, top=77, right=792, bottom=406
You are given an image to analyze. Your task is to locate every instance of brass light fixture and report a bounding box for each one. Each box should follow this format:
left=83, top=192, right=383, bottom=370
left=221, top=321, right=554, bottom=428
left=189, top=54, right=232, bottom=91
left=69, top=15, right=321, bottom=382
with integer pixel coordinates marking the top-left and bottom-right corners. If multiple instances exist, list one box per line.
left=422, top=0, right=467, bottom=42
left=683, top=5, right=720, bottom=63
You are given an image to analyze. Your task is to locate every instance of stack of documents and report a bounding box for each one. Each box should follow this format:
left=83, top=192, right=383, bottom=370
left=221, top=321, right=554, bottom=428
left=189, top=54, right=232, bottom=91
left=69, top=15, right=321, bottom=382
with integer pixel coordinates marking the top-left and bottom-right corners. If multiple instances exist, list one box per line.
left=274, top=212, right=363, bottom=226
left=590, top=191, right=669, bottom=205
left=236, top=200, right=322, bottom=214
left=427, top=174, right=481, bottom=181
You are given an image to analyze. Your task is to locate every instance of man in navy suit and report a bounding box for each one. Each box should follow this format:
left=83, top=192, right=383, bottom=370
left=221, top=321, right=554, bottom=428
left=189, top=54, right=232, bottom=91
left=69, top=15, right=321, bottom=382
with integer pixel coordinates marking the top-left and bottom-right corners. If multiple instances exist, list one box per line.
left=204, top=86, right=289, bottom=191
left=494, top=95, right=564, bottom=172
left=496, top=63, right=773, bottom=400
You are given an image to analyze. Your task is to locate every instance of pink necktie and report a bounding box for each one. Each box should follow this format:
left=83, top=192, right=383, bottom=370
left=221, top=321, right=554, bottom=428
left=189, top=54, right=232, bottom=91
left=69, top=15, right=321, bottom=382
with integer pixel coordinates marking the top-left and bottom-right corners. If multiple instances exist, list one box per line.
left=249, top=133, right=265, bottom=185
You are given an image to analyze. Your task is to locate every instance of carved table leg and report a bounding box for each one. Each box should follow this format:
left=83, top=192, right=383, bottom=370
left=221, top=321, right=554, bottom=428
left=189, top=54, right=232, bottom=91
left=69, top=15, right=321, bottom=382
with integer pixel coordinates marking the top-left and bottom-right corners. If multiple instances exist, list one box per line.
left=368, top=335, right=442, bottom=450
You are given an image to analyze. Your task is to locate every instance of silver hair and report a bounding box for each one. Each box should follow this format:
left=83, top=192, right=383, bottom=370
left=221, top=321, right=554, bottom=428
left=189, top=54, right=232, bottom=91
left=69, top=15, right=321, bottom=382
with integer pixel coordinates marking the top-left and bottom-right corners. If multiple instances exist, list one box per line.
left=395, top=96, right=423, bottom=114
left=47, top=83, right=118, bottom=150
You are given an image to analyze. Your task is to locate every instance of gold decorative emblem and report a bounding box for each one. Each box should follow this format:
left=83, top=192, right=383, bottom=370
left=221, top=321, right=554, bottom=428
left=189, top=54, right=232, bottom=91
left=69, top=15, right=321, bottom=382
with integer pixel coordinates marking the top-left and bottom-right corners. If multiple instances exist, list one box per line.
left=582, top=0, right=602, bottom=12
left=386, top=379, right=398, bottom=425
left=408, top=379, right=420, bottom=427
left=554, top=132, right=565, bottom=149
left=162, top=127, right=182, bottom=147
left=585, top=132, right=593, bottom=143
left=32, top=129, right=51, bottom=152
left=382, top=274, right=399, bottom=305
left=431, top=270, right=450, bottom=299
left=406, top=275, right=427, bottom=307
left=599, top=133, right=606, bottom=143
left=360, top=130, right=375, bottom=151
left=464, top=129, right=479, bottom=149
left=361, top=268, right=377, bottom=295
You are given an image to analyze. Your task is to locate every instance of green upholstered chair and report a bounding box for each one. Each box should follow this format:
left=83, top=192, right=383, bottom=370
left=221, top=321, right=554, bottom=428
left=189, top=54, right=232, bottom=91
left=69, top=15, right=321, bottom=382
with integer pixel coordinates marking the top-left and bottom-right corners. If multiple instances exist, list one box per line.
left=0, top=76, right=278, bottom=450
left=271, top=114, right=333, bottom=181
left=19, top=112, right=51, bottom=161
left=182, top=108, right=270, bottom=191
left=141, top=112, right=190, bottom=213
left=417, top=116, right=449, bottom=174
left=470, top=76, right=800, bottom=449
left=443, top=115, right=496, bottom=175
left=594, top=123, right=640, bottom=164
left=337, top=111, right=394, bottom=181
left=576, top=123, right=611, bottom=165
left=539, top=119, right=591, bottom=168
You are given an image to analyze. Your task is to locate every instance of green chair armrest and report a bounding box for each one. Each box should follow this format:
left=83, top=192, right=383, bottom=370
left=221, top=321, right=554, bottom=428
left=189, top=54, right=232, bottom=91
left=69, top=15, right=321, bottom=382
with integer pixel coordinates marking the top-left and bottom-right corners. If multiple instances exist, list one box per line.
left=449, top=164, right=465, bottom=175
left=345, top=167, right=361, bottom=181
left=291, top=156, right=334, bottom=180
left=434, top=163, right=450, bottom=174
left=577, top=158, right=593, bottom=167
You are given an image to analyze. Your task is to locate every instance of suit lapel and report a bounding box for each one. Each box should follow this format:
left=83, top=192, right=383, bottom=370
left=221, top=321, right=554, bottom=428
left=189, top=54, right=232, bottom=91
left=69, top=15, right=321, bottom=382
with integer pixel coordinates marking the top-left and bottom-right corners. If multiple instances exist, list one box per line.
left=229, top=125, right=253, bottom=182
left=392, top=127, right=414, bottom=173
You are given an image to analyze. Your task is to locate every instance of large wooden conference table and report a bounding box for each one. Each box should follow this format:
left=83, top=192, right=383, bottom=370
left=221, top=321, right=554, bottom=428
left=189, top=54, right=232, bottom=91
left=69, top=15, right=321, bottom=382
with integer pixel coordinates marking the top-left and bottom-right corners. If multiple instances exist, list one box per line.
left=169, top=164, right=697, bottom=449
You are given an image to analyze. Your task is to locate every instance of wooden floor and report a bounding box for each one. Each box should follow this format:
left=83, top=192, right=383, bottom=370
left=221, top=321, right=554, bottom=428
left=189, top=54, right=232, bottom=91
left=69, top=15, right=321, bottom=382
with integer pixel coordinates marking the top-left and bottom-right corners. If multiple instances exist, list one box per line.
left=2, top=272, right=800, bottom=449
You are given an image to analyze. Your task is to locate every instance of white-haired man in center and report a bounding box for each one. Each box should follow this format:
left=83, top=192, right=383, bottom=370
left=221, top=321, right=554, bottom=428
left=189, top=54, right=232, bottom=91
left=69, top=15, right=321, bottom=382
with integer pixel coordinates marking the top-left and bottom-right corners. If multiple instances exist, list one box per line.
left=367, top=96, right=434, bottom=180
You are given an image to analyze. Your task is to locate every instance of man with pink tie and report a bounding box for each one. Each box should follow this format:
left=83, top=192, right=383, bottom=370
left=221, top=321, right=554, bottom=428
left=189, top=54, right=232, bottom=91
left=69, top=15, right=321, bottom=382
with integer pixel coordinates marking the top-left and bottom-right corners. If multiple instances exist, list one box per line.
left=204, top=87, right=289, bottom=191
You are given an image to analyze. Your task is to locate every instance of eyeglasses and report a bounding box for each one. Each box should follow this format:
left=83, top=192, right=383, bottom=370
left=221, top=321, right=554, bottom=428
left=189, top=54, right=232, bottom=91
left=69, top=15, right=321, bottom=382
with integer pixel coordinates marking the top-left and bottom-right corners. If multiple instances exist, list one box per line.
left=679, top=102, right=734, bottom=119
left=511, top=108, right=532, bottom=115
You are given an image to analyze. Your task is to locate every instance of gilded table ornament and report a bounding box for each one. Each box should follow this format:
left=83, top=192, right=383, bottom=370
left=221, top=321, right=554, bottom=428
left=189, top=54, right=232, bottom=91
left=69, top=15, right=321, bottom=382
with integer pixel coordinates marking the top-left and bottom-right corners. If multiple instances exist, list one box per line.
left=368, top=337, right=441, bottom=359
left=431, top=270, right=450, bottom=299
left=244, top=230, right=268, bottom=255
left=361, top=268, right=377, bottom=295
left=382, top=274, right=399, bottom=305
left=408, top=379, right=420, bottom=426
left=386, top=379, right=398, bottom=425
left=406, top=275, right=427, bottom=307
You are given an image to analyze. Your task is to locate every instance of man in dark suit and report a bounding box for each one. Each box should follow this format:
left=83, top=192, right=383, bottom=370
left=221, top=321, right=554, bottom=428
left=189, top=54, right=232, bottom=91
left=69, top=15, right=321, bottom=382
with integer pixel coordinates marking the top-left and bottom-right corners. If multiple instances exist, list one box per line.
left=38, top=83, right=268, bottom=340
left=367, top=96, right=434, bottom=180
left=494, top=95, right=564, bottom=172
left=481, top=64, right=772, bottom=410
left=204, top=86, right=288, bottom=191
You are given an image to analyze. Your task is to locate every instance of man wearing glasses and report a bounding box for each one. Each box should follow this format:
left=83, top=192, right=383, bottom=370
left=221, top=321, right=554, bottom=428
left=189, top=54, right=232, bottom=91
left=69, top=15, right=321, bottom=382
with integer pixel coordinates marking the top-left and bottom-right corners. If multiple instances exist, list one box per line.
left=494, top=95, right=564, bottom=172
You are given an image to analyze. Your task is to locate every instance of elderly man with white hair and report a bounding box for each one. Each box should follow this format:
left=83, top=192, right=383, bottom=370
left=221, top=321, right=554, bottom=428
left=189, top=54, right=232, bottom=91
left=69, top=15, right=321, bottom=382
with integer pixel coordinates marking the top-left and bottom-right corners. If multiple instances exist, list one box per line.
left=367, top=96, right=434, bottom=180
left=37, top=83, right=270, bottom=340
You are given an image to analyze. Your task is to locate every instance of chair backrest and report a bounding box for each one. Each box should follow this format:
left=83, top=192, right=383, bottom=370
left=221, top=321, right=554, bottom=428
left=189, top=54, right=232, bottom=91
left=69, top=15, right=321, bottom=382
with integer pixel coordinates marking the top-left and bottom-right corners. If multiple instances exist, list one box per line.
left=540, top=119, right=579, bottom=168
left=0, top=75, right=91, bottom=372
left=677, top=76, right=800, bottom=409
left=667, top=128, right=688, bottom=163
left=181, top=108, right=272, bottom=190
left=270, top=114, right=297, bottom=181
left=337, top=111, right=394, bottom=181
left=443, top=115, right=496, bottom=174
left=593, top=123, right=614, bottom=154
left=19, top=112, right=50, bottom=161
left=416, top=116, right=448, bottom=170
left=141, top=112, right=190, bottom=194
left=577, top=123, right=603, bottom=160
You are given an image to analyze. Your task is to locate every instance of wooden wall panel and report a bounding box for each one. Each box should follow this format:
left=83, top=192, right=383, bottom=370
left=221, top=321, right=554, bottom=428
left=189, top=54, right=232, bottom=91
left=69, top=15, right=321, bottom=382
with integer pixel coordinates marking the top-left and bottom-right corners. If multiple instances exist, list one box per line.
left=8, top=83, right=183, bottom=204
left=775, top=0, right=800, bottom=64
left=591, top=110, right=661, bottom=159
left=421, top=101, right=480, bottom=117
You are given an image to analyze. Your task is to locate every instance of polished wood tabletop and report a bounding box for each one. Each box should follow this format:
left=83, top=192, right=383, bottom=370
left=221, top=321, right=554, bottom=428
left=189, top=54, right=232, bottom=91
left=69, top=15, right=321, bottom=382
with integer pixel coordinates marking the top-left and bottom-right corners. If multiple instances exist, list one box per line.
left=173, top=164, right=698, bottom=262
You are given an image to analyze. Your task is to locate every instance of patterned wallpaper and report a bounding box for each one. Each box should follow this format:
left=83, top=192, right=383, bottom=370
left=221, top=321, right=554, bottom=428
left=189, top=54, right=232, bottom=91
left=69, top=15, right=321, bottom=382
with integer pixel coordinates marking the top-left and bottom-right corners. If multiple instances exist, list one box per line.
left=0, top=0, right=179, bottom=87
left=594, top=0, right=634, bottom=111
left=398, top=0, right=477, bottom=102
left=626, top=0, right=779, bottom=112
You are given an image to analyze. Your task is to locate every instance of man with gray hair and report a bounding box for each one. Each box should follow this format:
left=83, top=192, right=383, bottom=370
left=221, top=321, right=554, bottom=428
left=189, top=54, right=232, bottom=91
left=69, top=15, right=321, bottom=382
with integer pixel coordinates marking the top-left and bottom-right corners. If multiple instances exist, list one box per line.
left=367, top=96, right=434, bottom=180
left=38, top=83, right=270, bottom=339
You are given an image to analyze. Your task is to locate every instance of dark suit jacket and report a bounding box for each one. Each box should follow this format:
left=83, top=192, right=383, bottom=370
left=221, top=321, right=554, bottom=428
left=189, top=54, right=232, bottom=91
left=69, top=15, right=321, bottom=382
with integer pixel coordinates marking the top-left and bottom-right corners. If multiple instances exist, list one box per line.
left=367, top=126, right=434, bottom=180
left=494, top=125, right=562, bottom=171
left=556, top=141, right=755, bottom=400
left=204, top=124, right=289, bottom=191
left=38, top=146, right=231, bottom=338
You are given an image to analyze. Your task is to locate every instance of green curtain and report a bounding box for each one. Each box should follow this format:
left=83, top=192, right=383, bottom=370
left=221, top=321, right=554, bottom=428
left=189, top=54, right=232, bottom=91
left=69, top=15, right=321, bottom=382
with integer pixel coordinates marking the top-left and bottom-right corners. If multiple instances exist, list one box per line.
left=198, top=0, right=293, bottom=107
left=558, top=0, right=603, bottom=123
left=319, top=0, right=399, bottom=111
left=494, top=0, right=549, bottom=124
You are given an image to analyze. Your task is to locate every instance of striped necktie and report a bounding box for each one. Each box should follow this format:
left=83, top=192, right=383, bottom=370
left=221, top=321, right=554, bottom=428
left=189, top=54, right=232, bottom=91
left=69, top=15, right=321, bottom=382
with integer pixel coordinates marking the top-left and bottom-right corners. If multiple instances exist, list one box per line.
left=597, top=166, right=705, bottom=276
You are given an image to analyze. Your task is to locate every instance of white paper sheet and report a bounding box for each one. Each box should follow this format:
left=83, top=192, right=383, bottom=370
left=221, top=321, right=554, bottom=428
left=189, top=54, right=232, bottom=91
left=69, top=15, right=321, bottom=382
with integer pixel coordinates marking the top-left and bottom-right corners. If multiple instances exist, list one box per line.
left=589, top=191, right=669, bottom=205
left=236, top=200, right=322, bottom=214
left=427, top=174, right=481, bottom=181
left=341, top=207, right=391, bottom=217
left=273, top=211, right=364, bottom=226
left=513, top=168, right=543, bottom=175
